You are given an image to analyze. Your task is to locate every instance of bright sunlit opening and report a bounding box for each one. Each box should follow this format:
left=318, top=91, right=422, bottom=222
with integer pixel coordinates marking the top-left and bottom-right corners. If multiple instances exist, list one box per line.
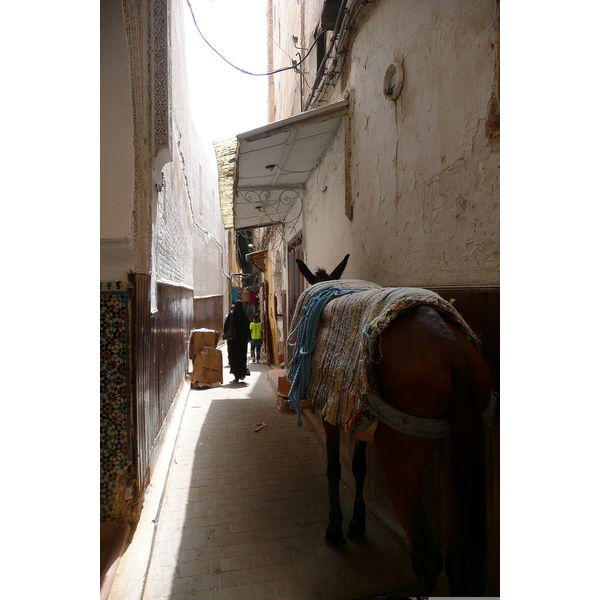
left=184, top=0, right=268, bottom=142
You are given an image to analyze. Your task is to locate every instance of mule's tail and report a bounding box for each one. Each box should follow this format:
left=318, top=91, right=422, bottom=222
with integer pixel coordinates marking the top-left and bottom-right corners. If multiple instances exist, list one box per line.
left=446, top=356, right=487, bottom=596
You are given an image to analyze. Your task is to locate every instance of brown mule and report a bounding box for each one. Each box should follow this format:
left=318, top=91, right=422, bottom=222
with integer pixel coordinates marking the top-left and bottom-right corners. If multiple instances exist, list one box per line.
left=296, top=254, right=493, bottom=596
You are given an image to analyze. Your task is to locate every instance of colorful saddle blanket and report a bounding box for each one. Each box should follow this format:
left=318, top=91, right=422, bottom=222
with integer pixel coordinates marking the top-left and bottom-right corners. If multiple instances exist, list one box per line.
left=287, top=279, right=487, bottom=441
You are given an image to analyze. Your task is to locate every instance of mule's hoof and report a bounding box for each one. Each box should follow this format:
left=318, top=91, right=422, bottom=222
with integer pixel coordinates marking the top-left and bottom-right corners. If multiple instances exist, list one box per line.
left=347, top=519, right=366, bottom=542
left=323, top=526, right=345, bottom=548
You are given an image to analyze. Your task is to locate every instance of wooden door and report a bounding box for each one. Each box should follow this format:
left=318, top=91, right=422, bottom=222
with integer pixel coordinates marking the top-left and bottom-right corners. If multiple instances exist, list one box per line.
left=287, top=232, right=304, bottom=326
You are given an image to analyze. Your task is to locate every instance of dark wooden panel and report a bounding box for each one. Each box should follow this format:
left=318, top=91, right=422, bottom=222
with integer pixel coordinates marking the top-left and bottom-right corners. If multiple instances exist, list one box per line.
left=193, top=295, right=224, bottom=338
left=287, top=233, right=304, bottom=326
left=130, top=275, right=194, bottom=492
left=321, top=0, right=343, bottom=30
left=157, top=284, right=190, bottom=422
left=130, top=274, right=152, bottom=490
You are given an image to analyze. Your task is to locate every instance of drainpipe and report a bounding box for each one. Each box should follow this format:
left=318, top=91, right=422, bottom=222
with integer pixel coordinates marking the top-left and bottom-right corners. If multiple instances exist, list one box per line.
left=303, top=0, right=348, bottom=111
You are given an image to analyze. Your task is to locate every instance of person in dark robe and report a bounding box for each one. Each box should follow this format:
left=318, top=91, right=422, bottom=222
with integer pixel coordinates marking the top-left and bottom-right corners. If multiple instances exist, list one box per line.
left=227, top=300, right=250, bottom=383
left=223, top=304, right=234, bottom=366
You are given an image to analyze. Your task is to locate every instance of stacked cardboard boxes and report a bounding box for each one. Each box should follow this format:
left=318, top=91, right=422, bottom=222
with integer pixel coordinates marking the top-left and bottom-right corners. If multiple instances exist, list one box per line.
left=189, top=328, right=222, bottom=388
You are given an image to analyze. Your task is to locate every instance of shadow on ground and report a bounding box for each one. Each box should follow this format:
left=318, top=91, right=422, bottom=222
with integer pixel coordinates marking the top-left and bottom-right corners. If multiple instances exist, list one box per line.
left=145, top=364, right=417, bottom=599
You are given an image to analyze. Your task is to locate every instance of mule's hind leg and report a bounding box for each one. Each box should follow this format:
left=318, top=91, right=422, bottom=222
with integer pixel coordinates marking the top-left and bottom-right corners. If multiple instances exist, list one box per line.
left=411, top=501, right=445, bottom=596
left=374, top=426, right=443, bottom=596
left=348, top=440, right=367, bottom=540
left=323, top=420, right=344, bottom=545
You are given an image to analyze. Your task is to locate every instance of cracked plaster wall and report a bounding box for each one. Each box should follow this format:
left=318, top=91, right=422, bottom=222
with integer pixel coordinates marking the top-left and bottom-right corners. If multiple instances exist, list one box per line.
left=100, top=0, right=136, bottom=281
left=101, top=0, right=229, bottom=521
left=100, top=0, right=226, bottom=298
left=153, top=0, right=227, bottom=302
left=301, top=0, right=499, bottom=286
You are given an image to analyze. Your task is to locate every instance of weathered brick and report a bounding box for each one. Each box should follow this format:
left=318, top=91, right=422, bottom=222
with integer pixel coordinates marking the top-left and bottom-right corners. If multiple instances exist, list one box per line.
left=190, top=573, right=219, bottom=592
left=267, top=549, right=294, bottom=566
left=177, top=558, right=212, bottom=578
left=211, top=583, right=258, bottom=600
left=148, top=576, right=191, bottom=597
left=254, top=582, right=277, bottom=599
left=141, top=369, right=418, bottom=600
left=219, top=555, right=253, bottom=572
left=236, top=564, right=280, bottom=585
left=219, top=570, right=239, bottom=588
left=233, top=540, right=274, bottom=556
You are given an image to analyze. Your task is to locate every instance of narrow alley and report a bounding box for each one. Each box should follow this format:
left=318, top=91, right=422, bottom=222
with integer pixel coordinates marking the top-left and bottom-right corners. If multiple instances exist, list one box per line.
left=108, top=349, right=438, bottom=600
left=101, top=1, right=501, bottom=596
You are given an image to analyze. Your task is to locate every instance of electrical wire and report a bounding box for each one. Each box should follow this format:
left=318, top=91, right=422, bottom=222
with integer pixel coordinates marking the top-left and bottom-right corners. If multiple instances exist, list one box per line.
left=305, top=0, right=372, bottom=110
left=186, top=0, right=328, bottom=77
left=270, top=165, right=317, bottom=175
left=303, top=0, right=360, bottom=111
left=270, top=14, right=301, bottom=63
left=173, top=121, right=233, bottom=280
left=274, top=14, right=295, bottom=44
left=302, top=71, right=313, bottom=93
left=267, top=21, right=295, bottom=62
left=237, top=163, right=316, bottom=182
left=316, top=163, right=327, bottom=193
left=184, top=1, right=357, bottom=277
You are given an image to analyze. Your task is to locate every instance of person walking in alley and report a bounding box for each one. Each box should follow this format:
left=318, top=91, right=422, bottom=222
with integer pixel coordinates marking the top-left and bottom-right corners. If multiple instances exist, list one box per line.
left=227, top=300, right=250, bottom=383
left=223, top=304, right=235, bottom=367
left=249, top=297, right=260, bottom=321
left=249, top=314, right=263, bottom=363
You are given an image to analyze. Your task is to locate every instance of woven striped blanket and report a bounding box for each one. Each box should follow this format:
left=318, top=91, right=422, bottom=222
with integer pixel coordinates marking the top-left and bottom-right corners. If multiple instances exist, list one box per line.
left=287, top=280, right=481, bottom=440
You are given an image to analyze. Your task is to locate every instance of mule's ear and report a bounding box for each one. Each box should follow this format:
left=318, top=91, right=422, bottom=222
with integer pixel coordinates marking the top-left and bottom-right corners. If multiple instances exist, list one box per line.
left=329, top=254, right=350, bottom=280
left=296, top=259, right=316, bottom=285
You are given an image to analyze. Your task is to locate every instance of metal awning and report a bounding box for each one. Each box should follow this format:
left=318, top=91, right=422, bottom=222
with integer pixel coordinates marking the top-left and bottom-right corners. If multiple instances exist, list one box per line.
left=231, top=98, right=348, bottom=230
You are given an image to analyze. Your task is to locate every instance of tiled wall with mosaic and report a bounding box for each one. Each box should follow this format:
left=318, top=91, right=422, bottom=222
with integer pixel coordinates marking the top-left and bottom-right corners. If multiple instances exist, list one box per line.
left=100, top=282, right=131, bottom=521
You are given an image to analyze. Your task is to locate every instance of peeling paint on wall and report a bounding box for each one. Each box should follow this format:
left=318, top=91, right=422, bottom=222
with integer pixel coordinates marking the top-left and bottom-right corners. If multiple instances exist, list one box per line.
left=274, top=0, right=499, bottom=287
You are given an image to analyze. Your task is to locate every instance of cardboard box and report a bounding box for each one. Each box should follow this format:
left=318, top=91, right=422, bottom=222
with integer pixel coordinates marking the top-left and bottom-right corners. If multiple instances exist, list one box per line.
left=276, top=376, right=301, bottom=412
left=191, top=347, right=223, bottom=388
left=190, top=328, right=219, bottom=359
left=277, top=376, right=291, bottom=397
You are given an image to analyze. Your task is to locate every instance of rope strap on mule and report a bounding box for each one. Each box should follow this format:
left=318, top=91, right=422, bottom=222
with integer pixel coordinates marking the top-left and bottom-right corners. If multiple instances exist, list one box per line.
left=360, top=390, right=498, bottom=438
left=287, top=286, right=359, bottom=426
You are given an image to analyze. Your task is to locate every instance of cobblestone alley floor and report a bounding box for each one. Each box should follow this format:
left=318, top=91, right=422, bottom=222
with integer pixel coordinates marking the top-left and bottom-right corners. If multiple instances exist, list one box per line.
left=132, top=361, right=421, bottom=600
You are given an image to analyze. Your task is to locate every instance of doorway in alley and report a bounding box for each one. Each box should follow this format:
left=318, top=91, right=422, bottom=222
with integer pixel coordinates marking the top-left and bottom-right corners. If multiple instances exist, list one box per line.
left=287, top=231, right=304, bottom=327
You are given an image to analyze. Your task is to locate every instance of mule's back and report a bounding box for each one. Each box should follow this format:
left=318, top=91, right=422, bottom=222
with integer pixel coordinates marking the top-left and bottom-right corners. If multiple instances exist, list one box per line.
left=287, top=280, right=483, bottom=439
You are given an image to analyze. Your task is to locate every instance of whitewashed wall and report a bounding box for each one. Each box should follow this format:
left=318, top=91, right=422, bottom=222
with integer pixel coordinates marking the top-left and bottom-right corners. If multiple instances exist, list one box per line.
left=149, top=0, right=228, bottom=310
left=270, top=0, right=302, bottom=119
left=101, top=0, right=228, bottom=307
left=190, top=123, right=229, bottom=300
left=100, top=0, right=135, bottom=282
left=273, top=0, right=500, bottom=287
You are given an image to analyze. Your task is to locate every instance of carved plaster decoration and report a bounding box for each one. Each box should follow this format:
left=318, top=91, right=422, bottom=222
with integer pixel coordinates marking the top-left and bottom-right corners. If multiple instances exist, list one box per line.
left=153, top=0, right=173, bottom=173
left=121, top=0, right=172, bottom=275
left=122, top=0, right=150, bottom=274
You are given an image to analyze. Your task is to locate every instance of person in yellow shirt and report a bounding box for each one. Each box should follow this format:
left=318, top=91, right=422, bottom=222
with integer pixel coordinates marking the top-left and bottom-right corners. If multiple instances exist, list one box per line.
left=249, top=314, right=263, bottom=363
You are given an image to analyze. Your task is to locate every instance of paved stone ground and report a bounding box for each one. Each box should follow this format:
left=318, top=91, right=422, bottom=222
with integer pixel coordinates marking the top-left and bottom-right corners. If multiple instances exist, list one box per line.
left=142, top=360, right=417, bottom=600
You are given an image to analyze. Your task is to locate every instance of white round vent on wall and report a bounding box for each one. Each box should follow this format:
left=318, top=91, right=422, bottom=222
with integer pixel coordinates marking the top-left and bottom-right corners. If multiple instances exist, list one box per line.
left=383, top=62, right=403, bottom=100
